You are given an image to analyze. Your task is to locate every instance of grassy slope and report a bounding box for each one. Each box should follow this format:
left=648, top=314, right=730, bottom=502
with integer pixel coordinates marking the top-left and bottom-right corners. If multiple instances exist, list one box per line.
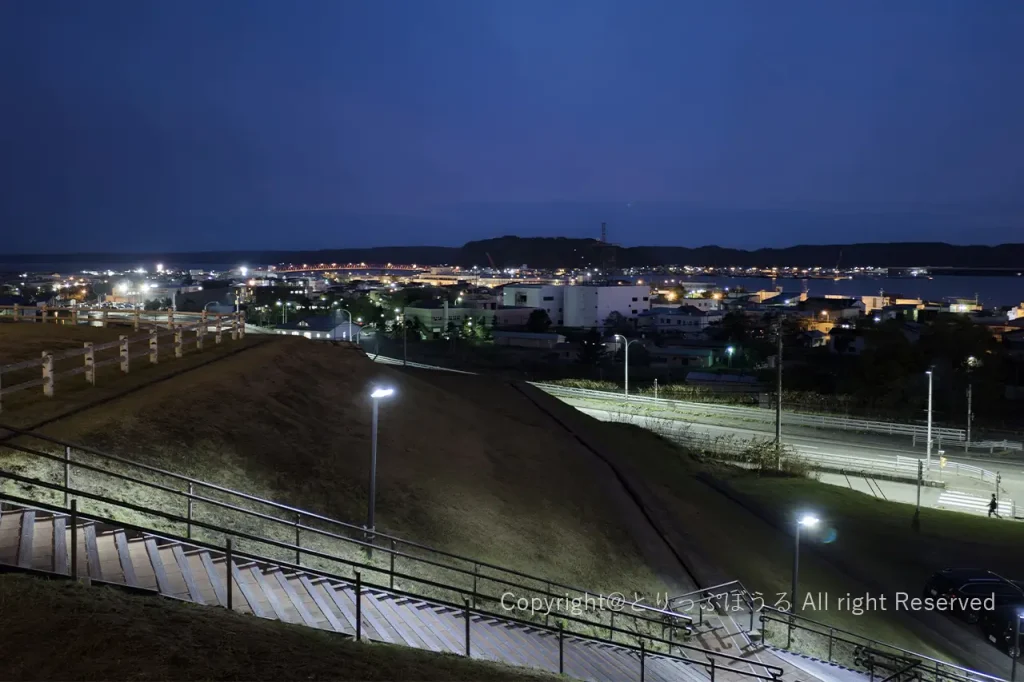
left=3, top=338, right=666, bottom=599
left=528, top=397, right=963, bottom=659
left=0, top=574, right=555, bottom=681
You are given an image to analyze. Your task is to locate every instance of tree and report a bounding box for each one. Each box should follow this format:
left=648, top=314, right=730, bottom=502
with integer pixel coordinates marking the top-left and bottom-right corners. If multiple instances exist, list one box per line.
left=604, top=311, right=632, bottom=338
left=527, top=309, right=552, bottom=333
left=578, top=328, right=605, bottom=366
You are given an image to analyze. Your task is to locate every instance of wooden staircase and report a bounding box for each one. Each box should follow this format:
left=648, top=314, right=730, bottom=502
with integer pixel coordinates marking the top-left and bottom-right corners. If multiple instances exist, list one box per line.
left=0, top=503, right=748, bottom=682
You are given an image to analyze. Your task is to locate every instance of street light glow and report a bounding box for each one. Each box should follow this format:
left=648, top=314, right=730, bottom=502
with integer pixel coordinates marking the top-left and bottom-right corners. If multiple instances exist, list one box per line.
left=726, top=346, right=735, bottom=355
left=370, top=387, right=395, bottom=399
left=798, top=514, right=820, bottom=528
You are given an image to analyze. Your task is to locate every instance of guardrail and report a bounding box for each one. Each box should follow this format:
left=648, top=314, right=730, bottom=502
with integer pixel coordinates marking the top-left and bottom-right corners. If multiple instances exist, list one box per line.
left=0, top=313, right=244, bottom=413
left=0, top=425, right=699, bottom=650
left=0, top=304, right=218, bottom=329
left=759, top=607, right=1008, bottom=682
left=533, top=383, right=967, bottom=442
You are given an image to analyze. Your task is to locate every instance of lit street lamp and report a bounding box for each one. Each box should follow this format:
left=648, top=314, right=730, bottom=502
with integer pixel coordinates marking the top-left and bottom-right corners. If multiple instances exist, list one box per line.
left=726, top=346, right=735, bottom=368
left=792, top=513, right=819, bottom=618
left=613, top=334, right=641, bottom=399
left=367, top=387, right=395, bottom=539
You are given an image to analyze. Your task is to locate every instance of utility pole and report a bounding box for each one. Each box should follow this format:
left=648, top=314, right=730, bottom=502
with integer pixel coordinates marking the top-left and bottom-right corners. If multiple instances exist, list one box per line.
left=926, top=369, right=934, bottom=471
left=775, top=322, right=783, bottom=463
left=403, top=312, right=408, bottom=366
left=966, top=383, right=973, bottom=449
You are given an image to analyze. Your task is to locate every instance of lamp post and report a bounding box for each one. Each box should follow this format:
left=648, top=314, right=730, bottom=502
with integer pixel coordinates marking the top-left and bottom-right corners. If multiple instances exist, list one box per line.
left=792, top=513, right=819, bottom=617
left=926, top=368, right=934, bottom=471
left=335, top=307, right=353, bottom=342
left=367, top=387, right=395, bottom=539
left=726, top=346, right=735, bottom=368
left=613, top=334, right=640, bottom=399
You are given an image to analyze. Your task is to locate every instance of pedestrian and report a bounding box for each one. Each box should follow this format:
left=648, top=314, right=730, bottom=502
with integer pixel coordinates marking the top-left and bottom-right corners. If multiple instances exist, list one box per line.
left=989, top=494, right=1001, bottom=518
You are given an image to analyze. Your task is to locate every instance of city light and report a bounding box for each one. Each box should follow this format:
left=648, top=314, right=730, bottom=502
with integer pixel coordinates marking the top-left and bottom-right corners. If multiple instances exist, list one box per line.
left=370, top=387, right=395, bottom=399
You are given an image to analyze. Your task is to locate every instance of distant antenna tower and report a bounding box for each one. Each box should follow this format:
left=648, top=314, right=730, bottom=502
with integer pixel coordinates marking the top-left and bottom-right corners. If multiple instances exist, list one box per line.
left=600, top=222, right=607, bottom=243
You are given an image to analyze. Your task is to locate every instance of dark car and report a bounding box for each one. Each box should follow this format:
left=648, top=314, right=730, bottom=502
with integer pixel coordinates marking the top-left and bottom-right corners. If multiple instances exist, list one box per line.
left=923, top=569, right=1024, bottom=623
left=979, top=606, right=1024, bottom=658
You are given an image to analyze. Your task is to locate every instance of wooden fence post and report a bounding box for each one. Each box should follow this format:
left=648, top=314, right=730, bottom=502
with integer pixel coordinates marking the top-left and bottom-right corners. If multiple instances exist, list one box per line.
left=215, top=315, right=223, bottom=344
left=119, top=335, right=129, bottom=373
left=101, top=310, right=108, bottom=328
left=167, top=310, right=174, bottom=328
left=12, top=303, right=19, bottom=321
left=133, top=309, right=140, bottom=331
left=42, top=352, right=54, bottom=397
left=195, top=326, right=204, bottom=351
left=149, top=328, right=158, bottom=364
left=39, top=303, right=48, bottom=323
left=175, top=326, right=183, bottom=358
left=83, top=342, right=95, bottom=385
left=71, top=309, right=79, bottom=325
left=231, top=317, right=239, bottom=341
left=238, top=313, right=246, bottom=338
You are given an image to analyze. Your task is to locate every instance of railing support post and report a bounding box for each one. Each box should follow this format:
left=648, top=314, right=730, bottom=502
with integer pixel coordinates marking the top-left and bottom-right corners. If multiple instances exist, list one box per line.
left=42, top=352, right=54, bottom=397
left=101, top=309, right=108, bottom=328
left=70, top=499, right=78, bottom=580
left=610, top=610, right=615, bottom=641
left=641, top=640, right=646, bottom=682
left=187, top=482, right=194, bottom=539
left=215, top=315, right=223, bottom=344
left=355, top=571, right=363, bottom=642
left=119, top=335, right=129, bottom=373
left=196, top=326, right=204, bottom=351
left=64, top=446, right=71, bottom=508
left=828, top=627, right=834, bottom=662
left=83, top=342, right=95, bottom=385
left=558, top=622, right=564, bottom=674
left=175, top=326, right=183, bottom=358
left=710, top=657, right=715, bottom=682
left=225, top=539, right=233, bottom=611
left=464, top=598, right=472, bottom=658
left=149, top=328, right=158, bottom=364
left=389, top=539, right=396, bottom=590
left=295, top=514, right=301, bottom=566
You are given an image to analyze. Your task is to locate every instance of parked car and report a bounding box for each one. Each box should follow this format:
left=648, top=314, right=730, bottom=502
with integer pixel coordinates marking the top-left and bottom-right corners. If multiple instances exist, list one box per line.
left=923, top=569, right=1024, bottom=623
left=979, top=606, right=1023, bottom=658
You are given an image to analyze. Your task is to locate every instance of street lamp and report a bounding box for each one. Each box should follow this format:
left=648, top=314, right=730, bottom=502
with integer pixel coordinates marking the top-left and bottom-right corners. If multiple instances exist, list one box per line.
left=367, top=386, right=395, bottom=538
left=726, top=346, right=735, bottom=368
left=792, top=514, right=819, bottom=618
left=335, top=307, right=353, bottom=342
left=613, top=334, right=640, bottom=399
left=926, top=369, right=934, bottom=471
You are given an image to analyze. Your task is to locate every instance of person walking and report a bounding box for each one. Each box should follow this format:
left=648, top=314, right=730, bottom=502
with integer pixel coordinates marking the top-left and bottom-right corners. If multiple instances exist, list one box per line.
left=989, top=494, right=1001, bottom=518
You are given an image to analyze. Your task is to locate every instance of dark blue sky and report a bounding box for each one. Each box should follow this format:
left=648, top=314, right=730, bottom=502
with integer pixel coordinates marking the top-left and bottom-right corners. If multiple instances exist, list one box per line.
left=2, top=0, right=1023, bottom=253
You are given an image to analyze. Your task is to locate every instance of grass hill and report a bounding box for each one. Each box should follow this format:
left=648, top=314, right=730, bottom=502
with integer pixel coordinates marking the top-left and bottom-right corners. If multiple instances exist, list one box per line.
left=0, top=574, right=555, bottom=681
left=3, top=337, right=676, bottom=599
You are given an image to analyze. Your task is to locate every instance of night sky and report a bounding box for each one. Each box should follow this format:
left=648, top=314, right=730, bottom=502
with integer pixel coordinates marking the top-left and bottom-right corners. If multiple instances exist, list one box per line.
left=2, top=0, right=1023, bottom=253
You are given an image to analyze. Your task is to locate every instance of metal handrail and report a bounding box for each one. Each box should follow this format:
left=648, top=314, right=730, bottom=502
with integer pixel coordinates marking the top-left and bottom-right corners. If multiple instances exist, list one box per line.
left=0, top=424, right=692, bottom=627
left=0, top=482, right=782, bottom=681
left=759, top=607, right=1006, bottom=682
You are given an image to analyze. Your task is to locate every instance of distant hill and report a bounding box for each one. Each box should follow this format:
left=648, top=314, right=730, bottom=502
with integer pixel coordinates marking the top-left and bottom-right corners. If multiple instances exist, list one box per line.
left=5, top=238, right=1024, bottom=269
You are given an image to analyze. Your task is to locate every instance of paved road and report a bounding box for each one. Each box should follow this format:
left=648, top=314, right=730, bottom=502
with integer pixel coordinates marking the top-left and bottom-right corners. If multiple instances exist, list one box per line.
left=571, top=401, right=1024, bottom=506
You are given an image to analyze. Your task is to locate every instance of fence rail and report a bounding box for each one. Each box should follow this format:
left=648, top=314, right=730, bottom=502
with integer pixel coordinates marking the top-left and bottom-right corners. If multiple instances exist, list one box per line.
left=0, top=425, right=700, bottom=649
left=533, top=383, right=967, bottom=442
left=0, top=312, right=245, bottom=412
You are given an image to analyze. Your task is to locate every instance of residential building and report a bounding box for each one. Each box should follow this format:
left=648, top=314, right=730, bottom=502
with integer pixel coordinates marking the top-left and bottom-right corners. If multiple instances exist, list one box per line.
left=638, top=305, right=725, bottom=334
left=647, top=346, right=714, bottom=368
left=563, top=284, right=651, bottom=329
left=403, top=302, right=481, bottom=333
left=274, top=317, right=351, bottom=341
left=502, top=285, right=565, bottom=325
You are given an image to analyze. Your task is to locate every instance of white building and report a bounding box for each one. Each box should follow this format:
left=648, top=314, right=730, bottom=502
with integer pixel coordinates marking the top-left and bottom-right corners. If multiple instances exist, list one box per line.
left=563, top=284, right=651, bottom=329
left=502, top=285, right=565, bottom=325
